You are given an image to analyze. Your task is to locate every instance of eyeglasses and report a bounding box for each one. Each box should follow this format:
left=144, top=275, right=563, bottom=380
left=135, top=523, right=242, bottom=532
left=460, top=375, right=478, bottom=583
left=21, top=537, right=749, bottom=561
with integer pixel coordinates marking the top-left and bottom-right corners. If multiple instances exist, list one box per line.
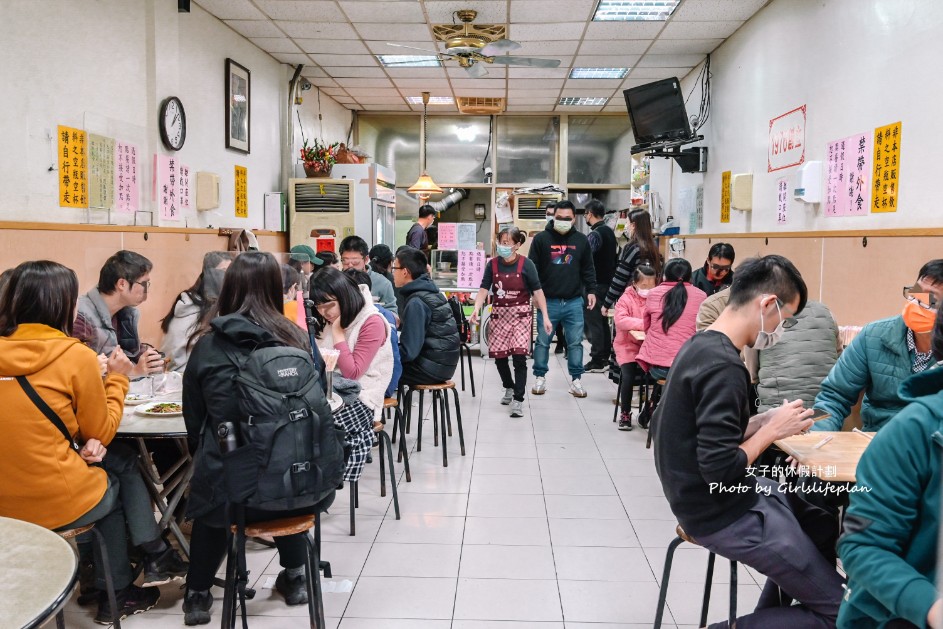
left=903, top=286, right=938, bottom=309
left=709, top=263, right=732, bottom=274
left=133, top=280, right=151, bottom=293
left=774, top=298, right=799, bottom=329
left=391, top=265, right=403, bottom=271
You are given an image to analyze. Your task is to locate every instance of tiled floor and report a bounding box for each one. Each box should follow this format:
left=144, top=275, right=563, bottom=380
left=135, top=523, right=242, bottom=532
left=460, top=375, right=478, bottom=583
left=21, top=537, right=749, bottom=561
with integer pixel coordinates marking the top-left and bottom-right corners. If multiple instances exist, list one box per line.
left=55, top=348, right=764, bottom=628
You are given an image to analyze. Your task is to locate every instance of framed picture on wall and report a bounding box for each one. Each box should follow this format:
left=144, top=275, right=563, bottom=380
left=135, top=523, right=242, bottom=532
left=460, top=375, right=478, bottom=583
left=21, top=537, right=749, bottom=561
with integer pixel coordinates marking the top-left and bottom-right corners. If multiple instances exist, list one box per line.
left=225, top=58, right=250, bottom=153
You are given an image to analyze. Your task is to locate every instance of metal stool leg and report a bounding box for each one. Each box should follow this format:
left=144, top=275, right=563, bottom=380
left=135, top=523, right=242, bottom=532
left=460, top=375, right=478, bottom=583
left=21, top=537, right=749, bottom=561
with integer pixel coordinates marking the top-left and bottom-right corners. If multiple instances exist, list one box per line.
left=438, top=391, right=449, bottom=467
left=404, top=388, right=412, bottom=434
left=700, top=552, right=716, bottom=626
left=302, top=532, right=325, bottom=628
left=315, top=518, right=331, bottom=579
left=395, top=407, right=411, bottom=482
left=380, top=430, right=401, bottom=519
left=90, top=528, right=122, bottom=629
left=613, top=376, right=622, bottom=422
left=654, top=535, right=684, bottom=629
left=465, top=344, right=476, bottom=397
left=349, top=481, right=356, bottom=536
left=221, top=530, right=237, bottom=629
left=378, top=428, right=387, bottom=498
left=449, top=387, right=466, bottom=456
left=459, top=345, right=467, bottom=391
left=415, top=389, right=424, bottom=451
left=729, top=560, right=738, bottom=629
left=431, top=389, right=439, bottom=447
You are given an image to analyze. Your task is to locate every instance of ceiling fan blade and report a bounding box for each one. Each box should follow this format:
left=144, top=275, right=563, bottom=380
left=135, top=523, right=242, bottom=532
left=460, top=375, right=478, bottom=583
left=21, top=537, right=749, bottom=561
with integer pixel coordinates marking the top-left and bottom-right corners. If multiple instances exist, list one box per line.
left=465, top=63, right=488, bottom=78
left=479, top=38, right=521, bottom=57
left=489, top=56, right=561, bottom=68
left=384, top=58, right=447, bottom=65
left=386, top=42, right=456, bottom=56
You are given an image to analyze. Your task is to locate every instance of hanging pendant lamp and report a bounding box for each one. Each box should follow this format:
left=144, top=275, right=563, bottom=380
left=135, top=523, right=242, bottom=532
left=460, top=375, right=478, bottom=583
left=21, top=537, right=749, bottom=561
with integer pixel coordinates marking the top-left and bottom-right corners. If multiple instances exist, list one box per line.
left=407, top=91, right=442, bottom=201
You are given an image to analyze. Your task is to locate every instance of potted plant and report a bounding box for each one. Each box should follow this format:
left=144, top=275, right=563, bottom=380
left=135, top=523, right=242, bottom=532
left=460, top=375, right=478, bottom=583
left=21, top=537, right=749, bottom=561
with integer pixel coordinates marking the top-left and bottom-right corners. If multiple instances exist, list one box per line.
left=300, top=138, right=339, bottom=178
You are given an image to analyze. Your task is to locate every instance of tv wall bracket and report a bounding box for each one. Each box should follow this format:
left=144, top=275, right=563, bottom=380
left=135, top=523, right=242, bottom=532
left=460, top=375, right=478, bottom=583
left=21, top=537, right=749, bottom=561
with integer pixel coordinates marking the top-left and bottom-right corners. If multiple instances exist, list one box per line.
left=632, top=136, right=707, bottom=173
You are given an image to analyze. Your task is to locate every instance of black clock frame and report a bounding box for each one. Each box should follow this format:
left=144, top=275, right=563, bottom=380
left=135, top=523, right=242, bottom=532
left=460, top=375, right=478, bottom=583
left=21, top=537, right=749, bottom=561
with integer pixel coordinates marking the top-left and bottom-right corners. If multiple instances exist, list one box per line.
left=159, top=96, right=187, bottom=151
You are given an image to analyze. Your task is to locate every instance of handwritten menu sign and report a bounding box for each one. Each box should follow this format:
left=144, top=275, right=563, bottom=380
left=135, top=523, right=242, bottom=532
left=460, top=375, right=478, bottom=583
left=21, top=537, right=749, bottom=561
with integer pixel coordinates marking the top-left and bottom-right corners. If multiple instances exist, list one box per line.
left=88, top=134, right=115, bottom=210
left=825, top=133, right=871, bottom=217
left=179, top=163, right=191, bottom=211
left=872, top=121, right=902, bottom=213
left=776, top=178, right=788, bottom=224
left=457, top=250, right=485, bottom=289
left=115, top=142, right=139, bottom=213
left=58, top=125, right=87, bottom=208
left=456, top=222, right=477, bottom=250
left=437, top=222, right=457, bottom=249
left=720, top=171, right=731, bottom=223
left=157, top=155, right=179, bottom=220
left=235, top=166, right=248, bottom=218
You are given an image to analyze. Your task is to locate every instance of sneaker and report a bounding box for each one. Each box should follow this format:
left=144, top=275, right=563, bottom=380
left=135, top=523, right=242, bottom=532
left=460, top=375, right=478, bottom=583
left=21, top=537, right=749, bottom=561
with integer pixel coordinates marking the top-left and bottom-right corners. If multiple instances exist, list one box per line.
left=618, top=411, right=634, bottom=431
left=142, top=546, right=189, bottom=587
left=183, top=588, right=214, bottom=626
left=510, top=400, right=524, bottom=418
left=637, top=408, right=651, bottom=430
left=531, top=376, right=547, bottom=395
left=77, top=557, right=99, bottom=606
left=583, top=361, right=607, bottom=373
left=500, top=388, right=514, bottom=405
left=275, top=569, right=308, bottom=606
left=94, top=583, right=160, bottom=624
left=568, top=379, right=587, bottom=398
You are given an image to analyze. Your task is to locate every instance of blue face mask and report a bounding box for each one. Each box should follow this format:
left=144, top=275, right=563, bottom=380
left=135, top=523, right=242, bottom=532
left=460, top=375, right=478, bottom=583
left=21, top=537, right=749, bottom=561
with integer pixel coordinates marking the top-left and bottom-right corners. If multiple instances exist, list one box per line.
left=496, top=244, right=514, bottom=258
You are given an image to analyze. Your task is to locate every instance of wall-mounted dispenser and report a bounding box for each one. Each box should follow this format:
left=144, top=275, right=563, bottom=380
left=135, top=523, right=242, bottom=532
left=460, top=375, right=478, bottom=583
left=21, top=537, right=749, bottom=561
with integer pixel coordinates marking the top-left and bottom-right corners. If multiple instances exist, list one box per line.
left=794, top=161, right=822, bottom=204
left=730, top=173, right=753, bottom=211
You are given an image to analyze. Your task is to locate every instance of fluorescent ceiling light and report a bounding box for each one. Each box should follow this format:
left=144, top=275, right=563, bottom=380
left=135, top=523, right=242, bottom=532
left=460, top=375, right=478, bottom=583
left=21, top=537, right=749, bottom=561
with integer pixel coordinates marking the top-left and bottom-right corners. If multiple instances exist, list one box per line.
left=593, top=0, right=680, bottom=21
left=406, top=95, right=454, bottom=105
left=376, top=55, right=441, bottom=67
left=569, top=67, right=629, bottom=79
left=559, top=97, right=609, bottom=106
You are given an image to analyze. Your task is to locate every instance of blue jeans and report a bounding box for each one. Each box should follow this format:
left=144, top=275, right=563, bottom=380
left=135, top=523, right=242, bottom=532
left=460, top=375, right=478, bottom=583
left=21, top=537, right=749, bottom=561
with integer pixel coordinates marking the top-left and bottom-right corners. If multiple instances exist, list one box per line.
left=533, top=297, right=585, bottom=379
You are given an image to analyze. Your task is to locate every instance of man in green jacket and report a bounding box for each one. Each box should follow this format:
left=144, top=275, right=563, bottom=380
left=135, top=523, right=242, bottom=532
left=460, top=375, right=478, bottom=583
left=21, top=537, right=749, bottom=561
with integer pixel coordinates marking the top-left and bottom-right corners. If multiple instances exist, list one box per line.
left=812, top=260, right=943, bottom=432
left=837, top=354, right=943, bottom=627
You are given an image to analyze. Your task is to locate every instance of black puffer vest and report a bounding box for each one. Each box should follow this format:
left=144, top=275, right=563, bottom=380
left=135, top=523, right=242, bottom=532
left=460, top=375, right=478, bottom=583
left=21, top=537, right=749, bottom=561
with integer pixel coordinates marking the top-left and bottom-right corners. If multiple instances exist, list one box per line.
left=410, top=289, right=460, bottom=382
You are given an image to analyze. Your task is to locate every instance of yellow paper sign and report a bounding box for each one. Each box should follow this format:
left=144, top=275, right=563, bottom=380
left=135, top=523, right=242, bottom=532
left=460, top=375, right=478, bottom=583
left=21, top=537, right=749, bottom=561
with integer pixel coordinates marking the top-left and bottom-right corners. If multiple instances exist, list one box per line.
left=872, top=121, right=901, bottom=213
left=58, top=125, right=88, bottom=208
left=235, top=165, right=248, bottom=218
left=720, top=170, right=731, bottom=223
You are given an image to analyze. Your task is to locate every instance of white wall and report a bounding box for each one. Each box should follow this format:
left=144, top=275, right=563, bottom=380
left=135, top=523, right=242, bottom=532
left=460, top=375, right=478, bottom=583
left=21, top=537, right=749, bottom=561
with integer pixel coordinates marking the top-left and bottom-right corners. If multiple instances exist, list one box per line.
left=294, top=87, right=355, bottom=177
left=653, top=0, right=943, bottom=234
left=0, top=0, right=349, bottom=229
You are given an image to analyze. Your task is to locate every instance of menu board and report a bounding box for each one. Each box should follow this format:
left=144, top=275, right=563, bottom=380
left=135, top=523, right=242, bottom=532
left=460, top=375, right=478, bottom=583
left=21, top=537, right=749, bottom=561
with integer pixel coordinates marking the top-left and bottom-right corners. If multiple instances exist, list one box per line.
left=235, top=165, right=248, bottom=218
left=58, top=125, right=87, bottom=208
left=437, top=222, right=457, bottom=249
left=720, top=170, right=731, bottom=223
left=87, top=133, right=115, bottom=210
left=872, top=121, right=902, bottom=213
left=457, top=250, right=485, bottom=289
left=456, top=222, right=477, bottom=250
left=115, top=142, right=139, bottom=214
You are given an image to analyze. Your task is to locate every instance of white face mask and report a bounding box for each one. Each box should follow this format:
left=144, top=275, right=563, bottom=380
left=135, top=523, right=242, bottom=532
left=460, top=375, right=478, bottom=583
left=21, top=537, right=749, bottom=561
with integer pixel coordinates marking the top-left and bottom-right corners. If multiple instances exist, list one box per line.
left=636, top=288, right=651, bottom=298
left=554, top=219, right=573, bottom=234
left=751, top=299, right=785, bottom=350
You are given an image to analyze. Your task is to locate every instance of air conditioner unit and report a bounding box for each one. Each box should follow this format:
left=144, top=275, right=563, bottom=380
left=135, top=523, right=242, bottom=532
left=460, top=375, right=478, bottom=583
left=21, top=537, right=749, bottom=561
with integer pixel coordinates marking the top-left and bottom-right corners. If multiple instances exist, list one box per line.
left=512, top=193, right=562, bottom=256
left=288, top=178, right=355, bottom=252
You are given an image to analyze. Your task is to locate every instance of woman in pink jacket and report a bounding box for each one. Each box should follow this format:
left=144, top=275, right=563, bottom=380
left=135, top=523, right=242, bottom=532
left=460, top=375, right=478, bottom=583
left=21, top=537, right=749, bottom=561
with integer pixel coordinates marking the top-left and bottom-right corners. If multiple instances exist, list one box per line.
left=635, top=259, right=707, bottom=425
left=613, top=265, right=657, bottom=431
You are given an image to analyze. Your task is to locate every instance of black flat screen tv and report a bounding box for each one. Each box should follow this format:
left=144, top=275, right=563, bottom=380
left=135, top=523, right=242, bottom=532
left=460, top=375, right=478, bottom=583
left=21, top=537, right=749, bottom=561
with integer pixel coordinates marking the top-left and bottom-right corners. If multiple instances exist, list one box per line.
left=623, top=77, right=693, bottom=148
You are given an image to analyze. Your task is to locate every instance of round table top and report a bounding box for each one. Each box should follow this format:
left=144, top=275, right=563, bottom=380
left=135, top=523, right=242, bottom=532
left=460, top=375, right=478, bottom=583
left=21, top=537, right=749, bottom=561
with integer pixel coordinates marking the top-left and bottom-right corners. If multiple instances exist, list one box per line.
left=118, top=393, right=186, bottom=438
left=0, top=516, right=78, bottom=628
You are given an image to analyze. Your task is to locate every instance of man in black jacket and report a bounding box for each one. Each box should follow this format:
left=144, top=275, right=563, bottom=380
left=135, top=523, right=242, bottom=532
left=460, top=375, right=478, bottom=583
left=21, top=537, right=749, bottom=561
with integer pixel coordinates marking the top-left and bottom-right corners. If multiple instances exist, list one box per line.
left=653, top=255, right=844, bottom=628
left=528, top=201, right=596, bottom=398
left=583, top=200, right=617, bottom=372
left=392, top=246, right=460, bottom=386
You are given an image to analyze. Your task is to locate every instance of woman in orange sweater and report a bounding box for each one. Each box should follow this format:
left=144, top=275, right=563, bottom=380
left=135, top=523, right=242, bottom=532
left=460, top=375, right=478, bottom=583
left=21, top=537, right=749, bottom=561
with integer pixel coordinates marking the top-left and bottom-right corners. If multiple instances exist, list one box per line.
left=0, top=261, right=172, bottom=623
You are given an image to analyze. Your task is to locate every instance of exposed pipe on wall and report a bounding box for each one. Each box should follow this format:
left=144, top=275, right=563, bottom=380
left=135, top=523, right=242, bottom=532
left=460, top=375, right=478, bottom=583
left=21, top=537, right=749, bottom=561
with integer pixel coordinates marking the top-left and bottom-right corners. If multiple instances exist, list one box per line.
left=283, top=64, right=304, bottom=195
left=427, top=188, right=469, bottom=213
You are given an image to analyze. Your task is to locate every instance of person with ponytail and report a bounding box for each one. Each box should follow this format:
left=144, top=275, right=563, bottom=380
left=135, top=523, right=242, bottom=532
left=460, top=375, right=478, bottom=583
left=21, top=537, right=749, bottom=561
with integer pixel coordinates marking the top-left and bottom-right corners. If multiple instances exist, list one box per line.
left=612, top=265, right=658, bottom=430
left=635, top=258, right=707, bottom=384
left=602, top=208, right=663, bottom=314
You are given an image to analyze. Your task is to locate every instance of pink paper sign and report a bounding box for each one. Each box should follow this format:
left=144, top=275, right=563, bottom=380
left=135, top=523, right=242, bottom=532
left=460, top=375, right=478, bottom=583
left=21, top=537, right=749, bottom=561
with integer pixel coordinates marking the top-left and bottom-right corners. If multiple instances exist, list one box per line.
left=114, top=142, right=139, bottom=213
left=179, top=163, right=191, bottom=211
left=457, top=250, right=486, bottom=289
left=825, top=133, right=871, bottom=217
left=776, top=178, right=788, bottom=224
left=437, top=222, right=457, bottom=249
left=157, top=154, right=180, bottom=220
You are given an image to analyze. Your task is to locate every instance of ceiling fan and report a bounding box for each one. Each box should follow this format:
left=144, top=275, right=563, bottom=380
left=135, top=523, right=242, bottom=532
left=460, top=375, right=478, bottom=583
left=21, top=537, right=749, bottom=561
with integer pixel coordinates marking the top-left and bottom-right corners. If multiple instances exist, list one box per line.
left=385, top=9, right=561, bottom=78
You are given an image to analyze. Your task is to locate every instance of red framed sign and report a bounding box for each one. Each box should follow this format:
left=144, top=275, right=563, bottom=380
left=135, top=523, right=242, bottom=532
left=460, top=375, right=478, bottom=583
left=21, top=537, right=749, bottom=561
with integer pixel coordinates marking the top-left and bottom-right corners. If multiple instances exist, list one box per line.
left=768, top=105, right=806, bottom=172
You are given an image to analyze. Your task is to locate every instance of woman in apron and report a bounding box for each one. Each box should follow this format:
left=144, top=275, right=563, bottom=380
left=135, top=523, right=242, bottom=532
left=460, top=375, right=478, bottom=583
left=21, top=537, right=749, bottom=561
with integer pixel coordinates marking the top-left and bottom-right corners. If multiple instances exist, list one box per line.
left=470, top=226, right=552, bottom=417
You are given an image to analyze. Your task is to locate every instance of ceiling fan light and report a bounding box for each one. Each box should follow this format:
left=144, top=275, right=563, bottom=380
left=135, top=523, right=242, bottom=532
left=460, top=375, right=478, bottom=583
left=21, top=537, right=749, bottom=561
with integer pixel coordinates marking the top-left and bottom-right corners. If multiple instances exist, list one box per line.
left=408, top=172, right=443, bottom=198
left=376, top=54, right=442, bottom=67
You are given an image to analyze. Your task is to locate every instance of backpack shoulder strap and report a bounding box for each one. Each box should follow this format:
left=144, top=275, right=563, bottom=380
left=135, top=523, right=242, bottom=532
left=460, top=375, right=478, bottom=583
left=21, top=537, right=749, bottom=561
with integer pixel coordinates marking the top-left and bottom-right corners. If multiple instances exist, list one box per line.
left=16, top=376, right=80, bottom=452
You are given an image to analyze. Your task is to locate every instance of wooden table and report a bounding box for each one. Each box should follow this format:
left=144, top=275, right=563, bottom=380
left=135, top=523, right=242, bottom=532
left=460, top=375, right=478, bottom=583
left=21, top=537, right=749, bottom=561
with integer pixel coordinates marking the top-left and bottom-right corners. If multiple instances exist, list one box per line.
left=0, top=516, right=78, bottom=628
left=630, top=330, right=646, bottom=341
left=774, top=431, right=873, bottom=483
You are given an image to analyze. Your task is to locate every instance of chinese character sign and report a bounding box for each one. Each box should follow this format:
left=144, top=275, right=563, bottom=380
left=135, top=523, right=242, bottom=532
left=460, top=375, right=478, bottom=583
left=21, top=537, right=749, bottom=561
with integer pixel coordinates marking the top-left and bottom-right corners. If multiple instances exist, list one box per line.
left=776, top=178, right=788, bottom=225
left=58, top=125, right=87, bottom=208
left=872, top=121, right=902, bottom=213
left=88, top=134, right=115, bottom=210
left=157, top=154, right=179, bottom=220
left=457, top=250, right=486, bottom=289
left=179, top=163, right=191, bottom=211
left=720, top=171, right=731, bottom=223
left=114, top=142, right=139, bottom=214
left=437, top=223, right=457, bottom=249
left=456, top=223, right=477, bottom=250
left=825, top=132, right=871, bottom=217
left=235, top=166, right=248, bottom=218
left=768, top=105, right=806, bottom=172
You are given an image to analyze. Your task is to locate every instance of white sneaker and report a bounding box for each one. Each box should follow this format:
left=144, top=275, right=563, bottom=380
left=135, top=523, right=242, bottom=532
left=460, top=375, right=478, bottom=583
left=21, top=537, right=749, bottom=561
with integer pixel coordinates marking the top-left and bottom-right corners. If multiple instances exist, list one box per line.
left=532, top=377, right=547, bottom=395
left=569, top=379, right=587, bottom=398
left=500, top=388, right=513, bottom=405
left=510, top=400, right=524, bottom=417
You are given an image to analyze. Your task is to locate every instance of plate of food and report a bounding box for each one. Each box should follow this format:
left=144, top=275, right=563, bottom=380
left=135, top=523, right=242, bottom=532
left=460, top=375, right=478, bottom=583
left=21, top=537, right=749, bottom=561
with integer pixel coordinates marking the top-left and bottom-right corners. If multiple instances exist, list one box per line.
left=125, top=393, right=153, bottom=406
left=135, top=401, right=183, bottom=417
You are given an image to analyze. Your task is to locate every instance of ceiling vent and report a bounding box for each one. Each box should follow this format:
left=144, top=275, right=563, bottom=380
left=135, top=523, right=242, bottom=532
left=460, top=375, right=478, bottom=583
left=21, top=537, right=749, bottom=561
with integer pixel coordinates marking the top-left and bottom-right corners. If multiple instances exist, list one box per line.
left=457, top=96, right=505, bottom=115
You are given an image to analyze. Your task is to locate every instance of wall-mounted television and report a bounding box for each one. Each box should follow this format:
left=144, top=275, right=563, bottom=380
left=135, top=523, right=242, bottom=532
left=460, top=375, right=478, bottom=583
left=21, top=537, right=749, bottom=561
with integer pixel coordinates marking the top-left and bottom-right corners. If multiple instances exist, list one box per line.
left=623, top=78, right=693, bottom=148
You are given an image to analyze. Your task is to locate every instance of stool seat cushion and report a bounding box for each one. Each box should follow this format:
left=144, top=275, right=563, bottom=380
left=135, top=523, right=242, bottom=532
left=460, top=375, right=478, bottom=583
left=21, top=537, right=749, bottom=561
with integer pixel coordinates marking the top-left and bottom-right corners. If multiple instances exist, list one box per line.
left=231, top=515, right=316, bottom=538
left=383, top=398, right=398, bottom=408
left=413, top=381, right=456, bottom=391
left=675, top=523, right=698, bottom=545
left=56, top=523, right=95, bottom=539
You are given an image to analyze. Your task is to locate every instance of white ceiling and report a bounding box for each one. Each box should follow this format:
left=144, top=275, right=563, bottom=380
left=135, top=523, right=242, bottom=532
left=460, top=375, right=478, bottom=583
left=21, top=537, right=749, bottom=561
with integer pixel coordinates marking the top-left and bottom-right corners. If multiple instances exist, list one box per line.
left=196, top=0, right=771, bottom=114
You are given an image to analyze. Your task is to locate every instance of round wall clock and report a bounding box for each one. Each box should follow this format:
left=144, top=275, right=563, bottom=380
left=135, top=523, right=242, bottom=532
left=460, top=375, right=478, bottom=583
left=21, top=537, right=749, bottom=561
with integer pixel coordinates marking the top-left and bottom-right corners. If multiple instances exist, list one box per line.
left=159, top=96, right=186, bottom=151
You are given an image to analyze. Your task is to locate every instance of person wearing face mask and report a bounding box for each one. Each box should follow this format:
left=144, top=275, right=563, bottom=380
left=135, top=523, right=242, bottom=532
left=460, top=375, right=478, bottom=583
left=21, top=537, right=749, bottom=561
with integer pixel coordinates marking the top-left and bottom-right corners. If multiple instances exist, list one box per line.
left=583, top=200, right=618, bottom=373
left=470, top=226, right=552, bottom=418
left=653, top=255, right=845, bottom=629
left=810, top=259, right=943, bottom=433
left=527, top=201, right=597, bottom=398
left=542, top=202, right=566, bottom=356
left=612, top=265, right=657, bottom=430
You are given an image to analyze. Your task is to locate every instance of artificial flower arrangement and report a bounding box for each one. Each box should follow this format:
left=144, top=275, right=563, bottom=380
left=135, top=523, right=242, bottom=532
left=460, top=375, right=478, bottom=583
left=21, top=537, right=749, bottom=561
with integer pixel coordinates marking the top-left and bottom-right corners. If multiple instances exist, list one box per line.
left=300, top=138, right=340, bottom=176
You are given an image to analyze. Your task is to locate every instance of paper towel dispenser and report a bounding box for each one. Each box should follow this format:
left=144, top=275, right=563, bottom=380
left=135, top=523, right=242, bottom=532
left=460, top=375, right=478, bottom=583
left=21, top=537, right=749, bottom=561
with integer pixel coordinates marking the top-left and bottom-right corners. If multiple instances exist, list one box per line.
left=731, top=173, right=753, bottom=211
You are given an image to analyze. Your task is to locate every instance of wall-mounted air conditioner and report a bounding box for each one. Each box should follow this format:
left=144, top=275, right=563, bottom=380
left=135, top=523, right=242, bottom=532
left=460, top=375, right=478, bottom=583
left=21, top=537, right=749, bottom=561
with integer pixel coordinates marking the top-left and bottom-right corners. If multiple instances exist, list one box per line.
left=288, top=178, right=355, bottom=252
left=512, top=193, right=562, bottom=256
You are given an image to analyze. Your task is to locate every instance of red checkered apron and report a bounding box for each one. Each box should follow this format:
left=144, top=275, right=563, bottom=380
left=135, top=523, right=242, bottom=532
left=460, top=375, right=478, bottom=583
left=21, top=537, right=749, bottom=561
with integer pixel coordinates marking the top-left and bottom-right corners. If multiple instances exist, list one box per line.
left=488, top=256, right=533, bottom=359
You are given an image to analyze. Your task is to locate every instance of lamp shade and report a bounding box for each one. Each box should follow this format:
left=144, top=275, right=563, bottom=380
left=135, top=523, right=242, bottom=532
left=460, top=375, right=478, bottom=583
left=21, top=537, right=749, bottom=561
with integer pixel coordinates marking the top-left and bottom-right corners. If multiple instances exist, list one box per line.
left=407, top=171, right=443, bottom=197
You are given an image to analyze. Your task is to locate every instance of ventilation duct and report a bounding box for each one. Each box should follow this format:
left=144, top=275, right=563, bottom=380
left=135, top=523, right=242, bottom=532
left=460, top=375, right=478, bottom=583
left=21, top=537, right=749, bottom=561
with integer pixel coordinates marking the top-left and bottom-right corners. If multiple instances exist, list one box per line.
left=427, top=188, right=469, bottom=213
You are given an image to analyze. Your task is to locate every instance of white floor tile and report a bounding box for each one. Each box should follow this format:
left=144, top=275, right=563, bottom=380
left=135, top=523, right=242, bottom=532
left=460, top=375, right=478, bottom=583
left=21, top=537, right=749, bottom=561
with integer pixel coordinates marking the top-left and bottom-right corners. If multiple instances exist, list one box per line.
left=553, top=546, right=656, bottom=582
left=469, top=474, right=545, bottom=495
left=452, top=622, right=564, bottom=629
left=453, top=578, right=562, bottom=621
left=389, top=491, right=469, bottom=517
left=374, top=514, right=466, bottom=545
left=542, top=474, right=617, bottom=496
left=361, top=542, right=462, bottom=578
left=467, top=493, right=547, bottom=518
left=539, top=458, right=609, bottom=477
left=463, top=516, right=551, bottom=546
left=473, top=457, right=542, bottom=476
left=559, top=579, right=665, bottom=624
left=548, top=518, right=640, bottom=548
left=344, top=576, right=457, bottom=619
left=459, top=544, right=557, bottom=580
left=544, top=495, right=628, bottom=520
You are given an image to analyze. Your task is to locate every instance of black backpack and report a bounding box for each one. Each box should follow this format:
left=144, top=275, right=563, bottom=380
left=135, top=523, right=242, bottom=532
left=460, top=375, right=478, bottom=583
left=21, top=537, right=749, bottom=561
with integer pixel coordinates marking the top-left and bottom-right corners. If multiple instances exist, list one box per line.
left=448, top=296, right=470, bottom=343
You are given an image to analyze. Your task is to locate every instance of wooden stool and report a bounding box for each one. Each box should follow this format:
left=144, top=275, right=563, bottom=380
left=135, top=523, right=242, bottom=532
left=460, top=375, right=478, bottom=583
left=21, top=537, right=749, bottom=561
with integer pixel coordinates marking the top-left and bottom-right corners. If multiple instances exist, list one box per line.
left=405, top=381, right=466, bottom=467
left=653, top=524, right=738, bottom=629
left=645, top=379, right=667, bottom=449
left=384, top=397, right=411, bottom=482
left=55, top=523, right=121, bottom=629
left=223, top=515, right=325, bottom=629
